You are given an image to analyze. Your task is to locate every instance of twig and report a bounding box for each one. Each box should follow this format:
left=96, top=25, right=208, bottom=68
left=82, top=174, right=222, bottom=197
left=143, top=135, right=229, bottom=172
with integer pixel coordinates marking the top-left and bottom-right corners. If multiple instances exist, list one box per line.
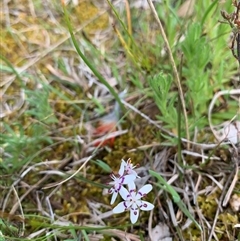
left=222, top=152, right=239, bottom=207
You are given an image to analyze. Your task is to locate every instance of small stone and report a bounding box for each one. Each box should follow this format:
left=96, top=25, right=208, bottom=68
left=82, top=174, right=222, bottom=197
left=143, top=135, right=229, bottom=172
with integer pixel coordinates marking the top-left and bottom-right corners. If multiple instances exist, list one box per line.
left=229, top=194, right=240, bottom=212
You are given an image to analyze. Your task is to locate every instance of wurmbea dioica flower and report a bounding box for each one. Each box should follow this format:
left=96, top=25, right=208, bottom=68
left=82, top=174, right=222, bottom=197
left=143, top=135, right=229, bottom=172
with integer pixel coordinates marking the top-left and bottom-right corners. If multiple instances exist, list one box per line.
left=108, top=158, right=154, bottom=224
left=108, top=164, right=136, bottom=205
left=113, top=182, right=154, bottom=224
left=120, top=158, right=140, bottom=178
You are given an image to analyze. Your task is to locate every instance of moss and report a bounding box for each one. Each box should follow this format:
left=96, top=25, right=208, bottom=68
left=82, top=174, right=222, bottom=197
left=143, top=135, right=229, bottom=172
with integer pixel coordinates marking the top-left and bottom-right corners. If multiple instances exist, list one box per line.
left=74, top=2, right=109, bottom=34
left=53, top=183, right=91, bottom=222
left=198, top=193, right=219, bottom=220
left=100, top=235, right=112, bottom=241
left=99, top=133, right=143, bottom=170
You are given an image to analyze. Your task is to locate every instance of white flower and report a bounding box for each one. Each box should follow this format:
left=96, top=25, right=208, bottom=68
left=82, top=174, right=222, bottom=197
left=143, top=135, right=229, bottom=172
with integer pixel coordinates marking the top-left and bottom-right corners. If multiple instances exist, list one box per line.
left=120, top=158, right=140, bottom=178
left=112, top=183, right=154, bottom=224
left=108, top=173, right=136, bottom=205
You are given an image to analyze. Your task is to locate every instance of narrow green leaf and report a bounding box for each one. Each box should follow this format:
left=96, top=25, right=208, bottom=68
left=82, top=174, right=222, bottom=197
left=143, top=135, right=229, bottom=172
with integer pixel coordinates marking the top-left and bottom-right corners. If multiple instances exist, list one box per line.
left=149, top=170, right=202, bottom=231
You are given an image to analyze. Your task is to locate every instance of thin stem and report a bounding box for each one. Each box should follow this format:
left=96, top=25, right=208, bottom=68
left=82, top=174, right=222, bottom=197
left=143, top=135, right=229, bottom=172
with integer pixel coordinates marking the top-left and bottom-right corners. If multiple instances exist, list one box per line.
left=124, top=0, right=132, bottom=47
left=177, top=53, right=184, bottom=163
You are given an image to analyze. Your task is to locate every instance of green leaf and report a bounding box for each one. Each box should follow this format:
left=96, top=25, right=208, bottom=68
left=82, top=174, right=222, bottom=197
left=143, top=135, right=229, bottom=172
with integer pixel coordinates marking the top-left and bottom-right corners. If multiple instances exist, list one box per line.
left=92, top=159, right=112, bottom=173
left=149, top=170, right=202, bottom=231
left=149, top=73, right=173, bottom=102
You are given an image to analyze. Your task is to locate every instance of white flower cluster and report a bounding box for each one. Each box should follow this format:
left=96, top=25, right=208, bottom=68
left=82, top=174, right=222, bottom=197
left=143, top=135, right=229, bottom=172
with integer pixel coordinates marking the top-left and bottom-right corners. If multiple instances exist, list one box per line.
left=108, top=158, right=154, bottom=224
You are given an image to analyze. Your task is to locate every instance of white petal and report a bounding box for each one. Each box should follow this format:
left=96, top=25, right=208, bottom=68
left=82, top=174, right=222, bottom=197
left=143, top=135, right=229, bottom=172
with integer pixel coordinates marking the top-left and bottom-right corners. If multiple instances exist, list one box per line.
left=124, top=200, right=132, bottom=209
left=136, top=184, right=153, bottom=199
left=130, top=170, right=140, bottom=178
left=110, top=191, right=118, bottom=205
left=108, top=180, right=115, bottom=185
left=119, top=186, right=129, bottom=200
left=127, top=180, right=136, bottom=191
left=122, top=174, right=136, bottom=185
left=119, top=160, right=126, bottom=175
left=138, top=201, right=154, bottom=211
left=112, top=202, right=126, bottom=214
left=130, top=207, right=139, bottom=224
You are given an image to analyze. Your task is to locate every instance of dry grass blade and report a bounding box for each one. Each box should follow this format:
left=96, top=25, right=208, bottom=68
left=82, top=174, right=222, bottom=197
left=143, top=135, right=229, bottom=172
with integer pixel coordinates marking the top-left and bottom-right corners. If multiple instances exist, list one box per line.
left=222, top=162, right=239, bottom=207
left=101, top=229, right=141, bottom=241
left=42, top=155, right=93, bottom=189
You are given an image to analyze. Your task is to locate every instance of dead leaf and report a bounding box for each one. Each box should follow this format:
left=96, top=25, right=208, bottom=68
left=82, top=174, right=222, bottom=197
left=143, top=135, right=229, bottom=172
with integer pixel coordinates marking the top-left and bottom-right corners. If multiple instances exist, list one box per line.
left=215, top=121, right=240, bottom=144
left=151, top=223, right=172, bottom=241
left=230, top=194, right=240, bottom=212
left=177, top=0, right=195, bottom=18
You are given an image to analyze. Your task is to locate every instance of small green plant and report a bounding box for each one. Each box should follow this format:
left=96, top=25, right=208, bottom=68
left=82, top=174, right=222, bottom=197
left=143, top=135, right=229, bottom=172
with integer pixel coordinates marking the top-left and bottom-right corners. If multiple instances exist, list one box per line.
left=149, top=73, right=178, bottom=130
left=148, top=2, right=238, bottom=138
left=0, top=86, right=57, bottom=174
